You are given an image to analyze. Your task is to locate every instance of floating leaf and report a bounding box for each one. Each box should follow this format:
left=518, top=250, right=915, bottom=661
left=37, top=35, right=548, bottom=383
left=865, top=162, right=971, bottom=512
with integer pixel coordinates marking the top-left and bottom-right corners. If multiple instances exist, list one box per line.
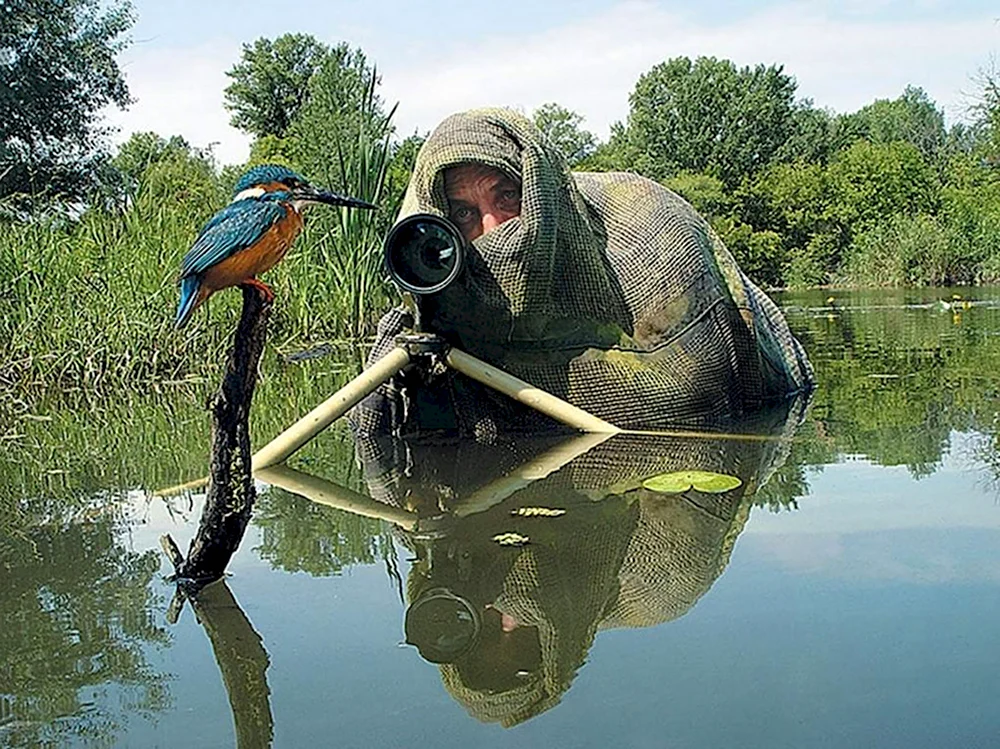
left=642, top=470, right=742, bottom=494
left=511, top=507, right=566, bottom=517
left=492, top=532, right=530, bottom=546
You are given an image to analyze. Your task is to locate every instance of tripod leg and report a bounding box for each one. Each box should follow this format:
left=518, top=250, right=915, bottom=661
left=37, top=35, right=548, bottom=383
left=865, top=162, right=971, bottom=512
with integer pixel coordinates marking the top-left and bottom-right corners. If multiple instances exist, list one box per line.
left=445, top=347, right=620, bottom=434
left=251, top=346, right=411, bottom=470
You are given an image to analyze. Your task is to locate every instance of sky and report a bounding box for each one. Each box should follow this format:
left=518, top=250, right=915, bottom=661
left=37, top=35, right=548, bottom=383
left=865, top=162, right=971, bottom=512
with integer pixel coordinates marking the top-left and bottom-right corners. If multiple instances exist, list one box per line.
left=104, top=0, right=1000, bottom=166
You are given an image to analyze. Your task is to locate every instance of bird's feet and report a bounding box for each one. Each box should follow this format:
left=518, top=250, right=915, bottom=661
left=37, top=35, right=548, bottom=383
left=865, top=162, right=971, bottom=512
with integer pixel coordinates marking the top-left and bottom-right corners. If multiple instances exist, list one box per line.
left=241, top=278, right=275, bottom=303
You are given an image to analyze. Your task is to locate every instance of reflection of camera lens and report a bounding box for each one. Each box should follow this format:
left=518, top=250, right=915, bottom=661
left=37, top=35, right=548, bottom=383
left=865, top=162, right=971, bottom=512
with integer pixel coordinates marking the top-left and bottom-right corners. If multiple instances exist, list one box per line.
left=405, top=588, right=481, bottom=664
left=384, top=214, right=465, bottom=295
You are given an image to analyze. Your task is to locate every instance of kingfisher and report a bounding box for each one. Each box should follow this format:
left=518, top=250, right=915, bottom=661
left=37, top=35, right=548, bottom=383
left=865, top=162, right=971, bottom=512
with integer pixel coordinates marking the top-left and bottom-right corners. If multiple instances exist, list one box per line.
left=175, top=164, right=375, bottom=328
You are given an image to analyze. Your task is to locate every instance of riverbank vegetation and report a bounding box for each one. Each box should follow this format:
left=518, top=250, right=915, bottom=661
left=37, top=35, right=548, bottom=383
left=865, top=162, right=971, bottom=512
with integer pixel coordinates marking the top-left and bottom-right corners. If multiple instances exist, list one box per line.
left=2, top=3, right=1000, bottom=395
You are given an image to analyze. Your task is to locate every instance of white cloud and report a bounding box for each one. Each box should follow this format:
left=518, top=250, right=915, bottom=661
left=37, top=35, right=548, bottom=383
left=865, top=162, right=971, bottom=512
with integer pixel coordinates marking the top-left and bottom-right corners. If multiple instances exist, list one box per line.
left=104, top=40, right=253, bottom=165
left=382, top=1, right=999, bottom=137
left=104, top=1, right=999, bottom=166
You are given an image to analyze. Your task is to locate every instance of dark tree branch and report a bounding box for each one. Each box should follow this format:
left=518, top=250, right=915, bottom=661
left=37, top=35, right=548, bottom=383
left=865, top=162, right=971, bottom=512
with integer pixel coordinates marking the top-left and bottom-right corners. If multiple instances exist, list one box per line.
left=160, top=284, right=271, bottom=591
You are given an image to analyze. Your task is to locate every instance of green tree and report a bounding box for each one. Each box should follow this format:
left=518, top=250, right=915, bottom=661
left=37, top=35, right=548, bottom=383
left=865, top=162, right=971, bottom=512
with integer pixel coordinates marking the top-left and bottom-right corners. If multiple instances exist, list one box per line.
left=663, top=171, right=731, bottom=217
left=619, top=56, right=799, bottom=187
left=113, top=132, right=192, bottom=182
left=284, top=43, right=385, bottom=187
left=223, top=33, right=328, bottom=139
left=0, top=0, right=134, bottom=200
left=111, top=132, right=219, bottom=202
left=384, top=132, right=425, bottom=206
left=716, top=217, right=786, bottom=286
left=531, top=102, right=597, bottom=167
left=751, top=161, right=831, bottom=245
left=578, top=122, right=632, bottom=171
left=744, top=160, right=841, bottom=285
left=664, top=170, right=787, bottom=286
left=827, top=140, right=939, bottom=229
left=969, top=62, right=1000, bottom=164
left=775, top=103, right=835, bottom=164
left=245, top=134, right=300, bottom=170
left=835, top=86, right=947, bottom=162
left=138, top=146, right=221, bottom=215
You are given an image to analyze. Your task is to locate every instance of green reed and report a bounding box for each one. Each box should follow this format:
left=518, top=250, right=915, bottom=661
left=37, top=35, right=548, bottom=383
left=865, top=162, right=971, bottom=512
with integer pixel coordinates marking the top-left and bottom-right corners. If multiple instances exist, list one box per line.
left=272, top=71, right=401, bottom=344
left=1, top=195, right=220, bottom=391
left=0, top=118, right=404, bottom=395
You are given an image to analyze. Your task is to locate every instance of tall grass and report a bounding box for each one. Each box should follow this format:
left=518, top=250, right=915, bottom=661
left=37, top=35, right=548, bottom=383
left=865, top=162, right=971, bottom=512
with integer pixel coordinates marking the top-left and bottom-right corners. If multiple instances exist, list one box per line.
left=0, top=191, right=228, bottom=391
left=272, top=73, right=400, bottom=344
left=329, top=75, right=400, bottom=338
left=840, top=213, right=986, bottom=287
left=0, top=90, right=405, bottom=394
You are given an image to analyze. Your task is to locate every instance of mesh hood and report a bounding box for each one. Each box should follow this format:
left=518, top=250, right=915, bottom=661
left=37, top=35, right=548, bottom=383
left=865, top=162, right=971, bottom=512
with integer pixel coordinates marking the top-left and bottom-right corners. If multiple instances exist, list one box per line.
left=352, top=108, right=813, bottom=436
left=399, top=108, right=630, bottom=345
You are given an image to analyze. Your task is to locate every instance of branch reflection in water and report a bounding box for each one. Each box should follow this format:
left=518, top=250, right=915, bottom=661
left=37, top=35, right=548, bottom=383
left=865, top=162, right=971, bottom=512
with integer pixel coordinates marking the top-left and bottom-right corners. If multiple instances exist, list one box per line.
left=187, top=580, right=273, bottom=749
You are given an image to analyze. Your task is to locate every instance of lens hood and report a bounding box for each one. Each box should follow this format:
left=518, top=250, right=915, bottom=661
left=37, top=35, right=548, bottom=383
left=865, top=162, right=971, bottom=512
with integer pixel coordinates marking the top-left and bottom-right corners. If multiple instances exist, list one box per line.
left=383, top=213, right=466, bottom=295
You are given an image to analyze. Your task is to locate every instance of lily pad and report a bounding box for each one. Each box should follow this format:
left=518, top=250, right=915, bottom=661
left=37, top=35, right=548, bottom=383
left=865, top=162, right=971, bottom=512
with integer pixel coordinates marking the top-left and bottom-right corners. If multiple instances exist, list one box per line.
left=642, top=470, right=742, bottom=494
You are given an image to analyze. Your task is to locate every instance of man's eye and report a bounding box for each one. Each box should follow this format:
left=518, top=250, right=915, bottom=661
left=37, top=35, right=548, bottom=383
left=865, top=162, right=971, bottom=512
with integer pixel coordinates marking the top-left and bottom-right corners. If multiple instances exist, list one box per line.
left=500, top=189, right=520, bottom=204
left=451, top=206, right=475, bottom=224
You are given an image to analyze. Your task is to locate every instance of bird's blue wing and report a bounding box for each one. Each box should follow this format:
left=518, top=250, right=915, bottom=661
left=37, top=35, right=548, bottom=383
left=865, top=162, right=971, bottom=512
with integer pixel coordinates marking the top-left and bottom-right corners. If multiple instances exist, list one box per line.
left=180, top=199, right=287, bottom=278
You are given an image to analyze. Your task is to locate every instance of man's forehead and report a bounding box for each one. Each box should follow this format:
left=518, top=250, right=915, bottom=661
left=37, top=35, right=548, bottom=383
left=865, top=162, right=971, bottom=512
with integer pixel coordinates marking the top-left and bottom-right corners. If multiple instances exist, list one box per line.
left=444, top=163, right=519, bottom=192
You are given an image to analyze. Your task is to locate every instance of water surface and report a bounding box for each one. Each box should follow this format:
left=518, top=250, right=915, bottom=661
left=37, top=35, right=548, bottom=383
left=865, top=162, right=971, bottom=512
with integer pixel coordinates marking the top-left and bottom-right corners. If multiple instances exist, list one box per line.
left=3, top=288, right=1000, bottom=748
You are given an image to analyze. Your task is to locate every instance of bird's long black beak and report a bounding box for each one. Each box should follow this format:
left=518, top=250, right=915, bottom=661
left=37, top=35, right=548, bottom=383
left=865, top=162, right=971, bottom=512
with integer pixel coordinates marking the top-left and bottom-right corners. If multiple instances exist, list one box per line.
left=294, top=185, right=377, bottom=210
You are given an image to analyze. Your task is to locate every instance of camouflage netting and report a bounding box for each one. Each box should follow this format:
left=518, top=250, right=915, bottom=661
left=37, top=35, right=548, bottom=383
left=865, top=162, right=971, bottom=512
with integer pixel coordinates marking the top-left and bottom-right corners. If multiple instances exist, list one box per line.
left=357, top=399, right=805, bottom=727
left=352, top=108, right=813, bottom=436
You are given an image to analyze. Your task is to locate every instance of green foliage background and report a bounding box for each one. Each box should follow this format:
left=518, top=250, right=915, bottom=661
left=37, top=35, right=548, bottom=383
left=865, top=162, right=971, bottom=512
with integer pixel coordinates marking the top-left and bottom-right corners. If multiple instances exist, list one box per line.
left=2, top=26, right=1000, bottom=397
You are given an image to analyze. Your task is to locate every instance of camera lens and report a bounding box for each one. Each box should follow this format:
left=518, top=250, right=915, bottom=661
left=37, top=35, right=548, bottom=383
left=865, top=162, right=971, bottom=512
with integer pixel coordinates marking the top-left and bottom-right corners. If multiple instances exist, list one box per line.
left=384, top=214, right=465, bottom=295
left=404, top=588, right=481, bottom=663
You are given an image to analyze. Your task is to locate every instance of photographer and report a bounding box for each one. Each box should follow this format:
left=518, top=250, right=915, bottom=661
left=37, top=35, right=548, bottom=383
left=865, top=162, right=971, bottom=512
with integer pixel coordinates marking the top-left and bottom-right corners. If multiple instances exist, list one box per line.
left=353, top=108, right=812, bottom=437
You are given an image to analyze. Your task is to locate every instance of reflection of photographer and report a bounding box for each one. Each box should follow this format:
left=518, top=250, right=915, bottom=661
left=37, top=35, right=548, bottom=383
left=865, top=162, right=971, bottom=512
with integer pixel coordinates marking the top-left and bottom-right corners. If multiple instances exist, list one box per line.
left=360, top=402, right=802, bottom=727
left=402, top=470, right=638, bottom=727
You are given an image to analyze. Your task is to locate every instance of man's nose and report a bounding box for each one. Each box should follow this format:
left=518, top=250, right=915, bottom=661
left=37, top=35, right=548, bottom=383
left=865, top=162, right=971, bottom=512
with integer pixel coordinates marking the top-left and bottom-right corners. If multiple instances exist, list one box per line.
left=481, top=210, right=502, bottom=234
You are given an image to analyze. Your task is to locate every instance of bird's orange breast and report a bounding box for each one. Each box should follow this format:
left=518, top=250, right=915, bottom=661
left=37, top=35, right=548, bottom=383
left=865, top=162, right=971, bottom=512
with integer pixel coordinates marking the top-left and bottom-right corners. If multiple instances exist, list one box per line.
left=201, top=206, right=304, bottom=292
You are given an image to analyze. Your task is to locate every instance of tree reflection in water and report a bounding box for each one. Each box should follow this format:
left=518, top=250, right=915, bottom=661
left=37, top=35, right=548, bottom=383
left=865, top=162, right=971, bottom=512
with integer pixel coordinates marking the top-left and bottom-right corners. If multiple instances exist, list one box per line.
left=0, top=512, right=170, bottom=747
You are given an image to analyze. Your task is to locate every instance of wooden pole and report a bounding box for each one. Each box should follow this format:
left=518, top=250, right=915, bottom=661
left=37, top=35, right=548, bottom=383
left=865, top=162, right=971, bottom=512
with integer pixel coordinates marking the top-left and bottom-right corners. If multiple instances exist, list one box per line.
left=155, top=341, right=623, bottom=500
left=250, top=345, right=411, bottom=470
left=255, top=464, right=418, bottom=530
left=452, top=431, right=615, bottom=517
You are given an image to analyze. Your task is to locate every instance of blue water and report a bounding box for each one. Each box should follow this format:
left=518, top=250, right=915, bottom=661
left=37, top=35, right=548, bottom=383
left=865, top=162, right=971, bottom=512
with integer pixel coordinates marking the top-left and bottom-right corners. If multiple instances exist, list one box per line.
left=5, top=289, right=1000, bottom=748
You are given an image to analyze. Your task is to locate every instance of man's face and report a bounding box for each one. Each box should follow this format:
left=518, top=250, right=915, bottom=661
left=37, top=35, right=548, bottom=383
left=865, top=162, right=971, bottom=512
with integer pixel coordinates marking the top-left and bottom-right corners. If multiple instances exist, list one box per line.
left=444, top=164, right=521, bottom=242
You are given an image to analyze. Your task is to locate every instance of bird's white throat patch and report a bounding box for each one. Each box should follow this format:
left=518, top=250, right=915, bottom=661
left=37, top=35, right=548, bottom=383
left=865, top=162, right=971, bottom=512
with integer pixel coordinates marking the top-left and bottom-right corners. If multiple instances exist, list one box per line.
left=232, top=186, right=266, bottom=202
